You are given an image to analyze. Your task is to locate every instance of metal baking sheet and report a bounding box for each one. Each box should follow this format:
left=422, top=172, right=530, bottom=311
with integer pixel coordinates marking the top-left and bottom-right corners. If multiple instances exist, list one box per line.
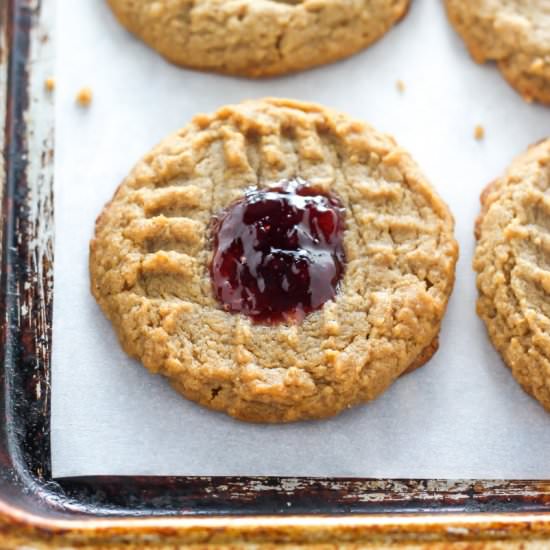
left=52, top=0, right=550, bottom=478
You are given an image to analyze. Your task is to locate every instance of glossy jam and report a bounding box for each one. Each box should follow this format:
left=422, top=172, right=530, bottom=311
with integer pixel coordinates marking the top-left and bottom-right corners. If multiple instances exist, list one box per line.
left=210, top=177, right=346, bottom=324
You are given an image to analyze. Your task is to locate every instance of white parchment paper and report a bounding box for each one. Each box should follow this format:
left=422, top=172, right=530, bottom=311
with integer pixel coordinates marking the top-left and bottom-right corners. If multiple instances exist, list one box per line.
left=52, top=0, right=550, bottom=478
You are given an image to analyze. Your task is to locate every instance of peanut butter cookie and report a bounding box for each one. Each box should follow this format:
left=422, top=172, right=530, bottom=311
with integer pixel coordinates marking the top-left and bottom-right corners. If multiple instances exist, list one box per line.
left=90, top=98, right=458, bottom=422
left=106, top=0, right=410, bottom=77
left=444, top=0, right=550, bottom=104
left=474, top=139, right=550, bottom=412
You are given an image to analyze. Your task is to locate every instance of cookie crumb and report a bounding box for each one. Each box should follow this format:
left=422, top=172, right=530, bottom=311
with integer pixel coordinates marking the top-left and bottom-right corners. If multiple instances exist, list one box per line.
left=44, top=77, right=55, bottom=92
left=76, top=87, right=93, bottom=107
left=474, top=125, right=485, bottom=140
left=396, top=80, right=405, bottom=93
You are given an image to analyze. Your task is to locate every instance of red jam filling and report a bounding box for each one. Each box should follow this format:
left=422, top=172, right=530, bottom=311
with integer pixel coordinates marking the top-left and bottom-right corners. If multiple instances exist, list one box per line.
left=210, top=177, right=346, bottom=324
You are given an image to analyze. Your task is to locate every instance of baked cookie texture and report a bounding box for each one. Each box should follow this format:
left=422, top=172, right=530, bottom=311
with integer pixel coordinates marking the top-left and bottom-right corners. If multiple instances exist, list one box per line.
left=444, top=0, right=550, bottom=105
left=106, top=0, right=410, bottom=77
left=474, top=139, right=550, bottom=412
left=90, top=99, right=458, bottom=422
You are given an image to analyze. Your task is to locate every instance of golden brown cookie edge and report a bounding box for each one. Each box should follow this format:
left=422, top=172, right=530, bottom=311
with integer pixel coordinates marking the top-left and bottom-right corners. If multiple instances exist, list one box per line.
left=443, top=0, right=550, bottom=106
left=474, top=138, right=550, bottom=413
left=106, top=0, right=411, bottom=78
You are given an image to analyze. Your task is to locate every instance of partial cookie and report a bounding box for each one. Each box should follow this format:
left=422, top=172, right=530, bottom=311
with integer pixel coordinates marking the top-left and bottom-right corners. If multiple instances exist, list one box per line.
left=90, top=98, right=458, bottom=423
left=444, top=0, right=550, bottom=105
left=106, top=0, right=410, bottom=77
left=474, top=139, right=550, bottom=411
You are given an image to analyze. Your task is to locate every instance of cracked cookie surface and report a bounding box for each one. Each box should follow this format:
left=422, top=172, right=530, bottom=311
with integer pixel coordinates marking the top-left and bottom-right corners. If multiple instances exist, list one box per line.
left=90, top=98, right=458, bottom=422
left=474, top=139, right=550, bottom=412
left=444, top=0, right=550, bottom=104
left=106, top=0, right=410, bottom=77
